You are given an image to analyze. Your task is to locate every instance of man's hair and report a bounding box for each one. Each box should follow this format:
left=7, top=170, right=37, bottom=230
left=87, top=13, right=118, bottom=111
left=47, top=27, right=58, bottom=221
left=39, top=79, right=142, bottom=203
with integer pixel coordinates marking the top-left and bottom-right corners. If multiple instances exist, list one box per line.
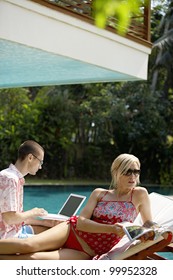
left=18, top=140, right=44, bottom=161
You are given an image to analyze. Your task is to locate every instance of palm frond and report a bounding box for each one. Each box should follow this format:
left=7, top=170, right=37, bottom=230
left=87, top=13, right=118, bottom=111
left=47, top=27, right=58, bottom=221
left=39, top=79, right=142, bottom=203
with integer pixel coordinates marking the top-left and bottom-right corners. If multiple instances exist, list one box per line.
left=153, top=28, right=173, bottom=49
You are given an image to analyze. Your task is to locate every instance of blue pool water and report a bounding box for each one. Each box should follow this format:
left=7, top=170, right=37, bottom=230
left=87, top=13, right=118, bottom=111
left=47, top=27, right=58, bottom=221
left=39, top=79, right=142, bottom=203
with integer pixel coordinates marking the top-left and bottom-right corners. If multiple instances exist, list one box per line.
left=24, top=184, right=96, bottom=213
left=24, top=184, right=173, bottom=214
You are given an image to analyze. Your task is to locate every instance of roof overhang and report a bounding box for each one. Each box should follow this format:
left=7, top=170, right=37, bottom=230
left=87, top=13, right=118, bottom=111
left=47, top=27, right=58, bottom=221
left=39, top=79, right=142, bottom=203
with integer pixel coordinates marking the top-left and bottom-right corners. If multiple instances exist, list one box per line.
left=0, top=0, right=152, bottom=88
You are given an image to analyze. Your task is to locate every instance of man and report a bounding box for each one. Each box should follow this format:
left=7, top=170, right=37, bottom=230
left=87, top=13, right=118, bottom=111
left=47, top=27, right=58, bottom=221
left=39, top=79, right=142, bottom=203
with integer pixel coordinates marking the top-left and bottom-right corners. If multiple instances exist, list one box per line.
left=0, top=140, right=53, bottom=239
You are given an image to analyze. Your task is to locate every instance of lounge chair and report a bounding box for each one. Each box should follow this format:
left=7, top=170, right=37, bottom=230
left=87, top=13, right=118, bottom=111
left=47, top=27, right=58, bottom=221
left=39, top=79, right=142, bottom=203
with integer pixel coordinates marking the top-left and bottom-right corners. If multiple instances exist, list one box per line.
left=98, top=192, right=173, bottom=260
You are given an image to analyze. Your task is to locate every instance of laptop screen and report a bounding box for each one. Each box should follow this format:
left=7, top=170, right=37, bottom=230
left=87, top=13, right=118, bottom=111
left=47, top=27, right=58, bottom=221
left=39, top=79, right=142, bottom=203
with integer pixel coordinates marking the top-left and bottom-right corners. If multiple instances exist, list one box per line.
left=58, top=194, right=86, bottom=217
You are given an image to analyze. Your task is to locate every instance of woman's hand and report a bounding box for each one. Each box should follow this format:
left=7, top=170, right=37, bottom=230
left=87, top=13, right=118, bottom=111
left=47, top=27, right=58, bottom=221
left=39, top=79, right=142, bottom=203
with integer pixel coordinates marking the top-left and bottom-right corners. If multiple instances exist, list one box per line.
left=113, top=223, right=125, bottom=237
left=138, top=231, right=155, bottom=242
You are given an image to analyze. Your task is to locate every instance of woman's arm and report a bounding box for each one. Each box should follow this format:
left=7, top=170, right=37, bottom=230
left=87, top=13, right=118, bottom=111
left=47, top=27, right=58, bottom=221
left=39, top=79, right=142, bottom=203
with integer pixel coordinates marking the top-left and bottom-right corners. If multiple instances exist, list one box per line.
left=133, top=187, right=153, bottom=224
left=76, top=188, right=124, bottom=236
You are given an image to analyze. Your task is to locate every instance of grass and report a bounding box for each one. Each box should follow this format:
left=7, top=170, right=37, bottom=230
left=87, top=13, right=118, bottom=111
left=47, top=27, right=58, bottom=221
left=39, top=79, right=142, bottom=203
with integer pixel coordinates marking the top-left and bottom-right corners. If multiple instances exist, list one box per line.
left=25, top=178, right=109, bottom=186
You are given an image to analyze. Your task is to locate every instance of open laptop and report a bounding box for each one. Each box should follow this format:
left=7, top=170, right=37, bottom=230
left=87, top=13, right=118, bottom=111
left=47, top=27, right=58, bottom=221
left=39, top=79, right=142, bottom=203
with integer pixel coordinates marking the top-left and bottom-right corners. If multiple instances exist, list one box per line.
left=39, top=193, right=86, bottom=221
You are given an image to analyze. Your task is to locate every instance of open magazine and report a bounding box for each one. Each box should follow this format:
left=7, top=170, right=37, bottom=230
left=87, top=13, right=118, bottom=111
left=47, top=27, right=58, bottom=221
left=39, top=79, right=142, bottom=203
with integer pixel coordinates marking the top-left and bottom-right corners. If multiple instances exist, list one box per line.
left=122, top=222, right=168, bottom=242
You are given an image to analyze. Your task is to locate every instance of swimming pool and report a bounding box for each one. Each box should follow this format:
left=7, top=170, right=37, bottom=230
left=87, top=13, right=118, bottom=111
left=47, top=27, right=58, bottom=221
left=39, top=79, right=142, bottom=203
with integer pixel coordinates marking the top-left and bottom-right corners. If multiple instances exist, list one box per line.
left=24, top=184, right=173, bottom=213
left=24, top=184, right=96, bottom=213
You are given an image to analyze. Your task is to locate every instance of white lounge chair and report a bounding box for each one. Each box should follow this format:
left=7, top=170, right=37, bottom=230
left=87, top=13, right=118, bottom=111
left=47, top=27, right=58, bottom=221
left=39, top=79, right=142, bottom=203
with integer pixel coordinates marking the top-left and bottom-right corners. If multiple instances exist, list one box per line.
left=98, top=192, right=173, bottom=260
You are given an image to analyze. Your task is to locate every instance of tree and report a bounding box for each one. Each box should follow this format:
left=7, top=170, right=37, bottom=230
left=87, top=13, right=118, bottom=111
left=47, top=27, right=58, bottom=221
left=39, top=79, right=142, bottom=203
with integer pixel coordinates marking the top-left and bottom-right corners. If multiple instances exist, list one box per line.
left=93, top=0, right=148, bottom=34
left=0, top=88, right=40, bottom=167
left=109, top=81, right=170, bottom=183
left=32, top=86, right=76, bottom=178
left=151, top=0, right=173, bottom=97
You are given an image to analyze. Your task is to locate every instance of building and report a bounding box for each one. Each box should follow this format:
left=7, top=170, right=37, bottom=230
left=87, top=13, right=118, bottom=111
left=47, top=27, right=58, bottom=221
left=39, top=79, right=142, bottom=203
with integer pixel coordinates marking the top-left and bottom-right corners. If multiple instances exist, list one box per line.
left=0, top=0, right=152, bottom=88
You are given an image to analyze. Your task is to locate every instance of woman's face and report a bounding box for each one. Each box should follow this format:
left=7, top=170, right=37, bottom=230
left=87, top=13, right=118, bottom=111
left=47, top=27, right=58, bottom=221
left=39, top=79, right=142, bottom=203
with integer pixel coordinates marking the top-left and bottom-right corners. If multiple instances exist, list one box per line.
left=117, top=162, right=140, bottom=190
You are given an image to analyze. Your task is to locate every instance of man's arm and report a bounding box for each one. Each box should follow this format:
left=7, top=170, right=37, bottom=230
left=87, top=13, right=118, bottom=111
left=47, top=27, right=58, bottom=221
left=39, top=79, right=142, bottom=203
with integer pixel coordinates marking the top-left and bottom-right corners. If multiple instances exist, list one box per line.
left=2, top=207, right=48, bottom=225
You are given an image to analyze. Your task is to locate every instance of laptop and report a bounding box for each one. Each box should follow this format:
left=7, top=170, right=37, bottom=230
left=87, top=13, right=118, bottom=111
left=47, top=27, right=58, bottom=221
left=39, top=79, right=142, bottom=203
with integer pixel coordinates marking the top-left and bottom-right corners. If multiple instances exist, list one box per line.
left=39, top=193, right=86, bottom=221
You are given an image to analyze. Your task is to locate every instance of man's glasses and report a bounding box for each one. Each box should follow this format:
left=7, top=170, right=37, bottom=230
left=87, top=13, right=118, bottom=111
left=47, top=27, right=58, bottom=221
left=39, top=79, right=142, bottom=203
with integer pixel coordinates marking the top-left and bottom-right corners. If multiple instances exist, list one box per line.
left=32, top=154, right=43, bottom=166
left=123, top=169, right=140, bottom=177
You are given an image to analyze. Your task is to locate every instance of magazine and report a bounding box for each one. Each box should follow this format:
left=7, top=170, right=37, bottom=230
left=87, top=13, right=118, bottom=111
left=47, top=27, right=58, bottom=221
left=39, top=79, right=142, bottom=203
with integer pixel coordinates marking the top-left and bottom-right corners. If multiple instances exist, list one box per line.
left=122, top=222, right=166, bottom=242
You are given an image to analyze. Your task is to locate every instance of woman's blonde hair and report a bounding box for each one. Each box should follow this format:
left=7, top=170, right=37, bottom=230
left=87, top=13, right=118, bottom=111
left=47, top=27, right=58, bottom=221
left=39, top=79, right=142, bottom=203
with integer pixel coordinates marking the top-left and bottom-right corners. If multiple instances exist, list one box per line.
left=110, top=153, right=140, bottom=189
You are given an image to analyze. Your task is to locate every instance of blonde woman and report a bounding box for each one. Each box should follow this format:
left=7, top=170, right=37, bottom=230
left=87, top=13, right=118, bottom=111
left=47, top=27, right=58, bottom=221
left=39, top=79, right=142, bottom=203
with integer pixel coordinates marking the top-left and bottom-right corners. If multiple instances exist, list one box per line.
left=0, top=154, right=154, bottom=260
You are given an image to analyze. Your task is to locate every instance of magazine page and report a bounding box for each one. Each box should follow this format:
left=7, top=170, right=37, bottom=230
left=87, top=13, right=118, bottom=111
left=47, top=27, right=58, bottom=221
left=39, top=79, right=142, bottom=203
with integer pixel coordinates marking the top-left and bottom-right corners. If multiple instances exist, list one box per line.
left=122, top=222, right=155, bottom=242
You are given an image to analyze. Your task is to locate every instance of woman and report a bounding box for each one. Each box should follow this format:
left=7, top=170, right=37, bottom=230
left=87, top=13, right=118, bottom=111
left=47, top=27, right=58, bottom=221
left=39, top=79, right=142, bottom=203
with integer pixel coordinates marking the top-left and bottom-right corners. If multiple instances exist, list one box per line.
left=0, top=153, right=154, bottom=260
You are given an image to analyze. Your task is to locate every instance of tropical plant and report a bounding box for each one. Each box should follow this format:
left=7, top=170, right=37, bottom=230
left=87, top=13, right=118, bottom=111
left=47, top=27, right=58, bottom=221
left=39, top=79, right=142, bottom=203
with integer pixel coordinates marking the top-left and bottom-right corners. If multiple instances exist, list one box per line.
left=0, top=88, right=40, bottom=167
left=93, top=0, right=146, bottom=34
left=151, top=0, right=173, bottom=97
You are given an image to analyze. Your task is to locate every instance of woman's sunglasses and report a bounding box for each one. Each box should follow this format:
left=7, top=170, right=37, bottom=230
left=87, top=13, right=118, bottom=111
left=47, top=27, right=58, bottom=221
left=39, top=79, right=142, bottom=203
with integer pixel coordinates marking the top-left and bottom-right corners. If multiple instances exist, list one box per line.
left=123, top=169, right=141, bottom=176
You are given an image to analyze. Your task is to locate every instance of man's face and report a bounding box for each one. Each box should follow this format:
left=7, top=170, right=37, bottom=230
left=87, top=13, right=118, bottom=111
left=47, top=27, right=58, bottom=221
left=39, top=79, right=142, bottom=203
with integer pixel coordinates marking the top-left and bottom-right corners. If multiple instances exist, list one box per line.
left=28, top=149, right=44, bottom=175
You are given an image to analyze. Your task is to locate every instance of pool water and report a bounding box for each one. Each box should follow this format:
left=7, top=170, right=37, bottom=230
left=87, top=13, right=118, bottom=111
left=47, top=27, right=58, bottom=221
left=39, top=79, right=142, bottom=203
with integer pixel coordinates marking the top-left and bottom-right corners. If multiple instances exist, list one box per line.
left=158, top=252, right=173, bottom=260
left=24, top=184, right=173, bottom=213
left=24, top=185, right=96, bottom=214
